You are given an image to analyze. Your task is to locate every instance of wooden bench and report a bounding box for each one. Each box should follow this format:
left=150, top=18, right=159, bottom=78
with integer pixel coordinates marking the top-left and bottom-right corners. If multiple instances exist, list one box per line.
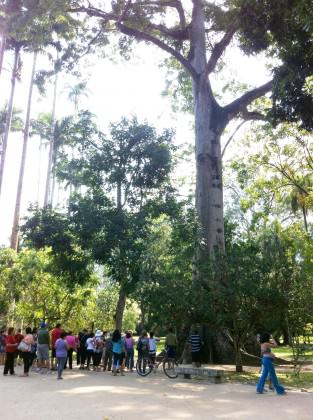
left=175, top=366, right=224, bottom=383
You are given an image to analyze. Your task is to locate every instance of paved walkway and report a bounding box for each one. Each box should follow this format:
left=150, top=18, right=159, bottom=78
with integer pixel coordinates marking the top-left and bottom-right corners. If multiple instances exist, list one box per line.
left=1, top=366, right=312, bottom=420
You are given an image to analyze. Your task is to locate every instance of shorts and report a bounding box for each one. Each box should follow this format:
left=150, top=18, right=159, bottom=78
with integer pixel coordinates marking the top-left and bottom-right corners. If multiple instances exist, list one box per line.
left=37, top=344, right=49, bottom=361
left=191, top=351, right=201, bottom=363
left=0, top=345, right=5, bottom=354
left=51, top=348, right=56, bottom=358
left=166, top=346, right=176, bottom=359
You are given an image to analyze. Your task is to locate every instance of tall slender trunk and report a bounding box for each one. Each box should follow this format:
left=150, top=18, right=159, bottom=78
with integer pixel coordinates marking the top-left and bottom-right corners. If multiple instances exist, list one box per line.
left=0, top=35, right=6, bottom=78
left=114, top=180, right=128, bottom=330
left=302, top=205, right=308, bottom=233
left=0, top=45, right=20, bottom=198
left=36, top=137, right=43, bottom=203
left=10, top=51, right=37, bottom=250
left=44, top=69, right=58, bottom=207
left=115, top=288, right=126, bottom=331
left=190, top=4, right=225, bottom=263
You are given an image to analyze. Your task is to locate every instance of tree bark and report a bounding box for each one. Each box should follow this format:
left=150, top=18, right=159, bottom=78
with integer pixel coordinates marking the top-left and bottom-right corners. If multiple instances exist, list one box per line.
left=0, top=35, right=6, bottom=78
left=190, top=3, right=225, bottom=259
left=44, top=68, right=58, bottom=208
left=0, top=45, right=20, bottom=198
left=115, top=287, right=126, bottom=331
left=10, top=51, right=37, bottom=250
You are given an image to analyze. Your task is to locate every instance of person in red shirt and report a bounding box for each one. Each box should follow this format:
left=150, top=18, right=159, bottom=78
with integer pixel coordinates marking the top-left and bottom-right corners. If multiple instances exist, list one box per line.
left=51, top=323, right=62, bottom=370
left=3, top=327, right=18, bottom=375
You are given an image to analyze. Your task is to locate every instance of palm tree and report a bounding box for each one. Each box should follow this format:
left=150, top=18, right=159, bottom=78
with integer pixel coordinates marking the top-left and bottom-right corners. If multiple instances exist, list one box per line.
left=44, top=65, right=59, bottom=208
left=10, top=51, right=37, bottom=250
left=64, top=81, right=89, bottom=116
left=0, top=42, right=21, bottom=198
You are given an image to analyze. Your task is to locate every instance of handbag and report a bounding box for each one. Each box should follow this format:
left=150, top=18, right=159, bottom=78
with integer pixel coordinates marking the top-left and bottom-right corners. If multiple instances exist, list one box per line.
left=18, top=340, right=31, bottom=352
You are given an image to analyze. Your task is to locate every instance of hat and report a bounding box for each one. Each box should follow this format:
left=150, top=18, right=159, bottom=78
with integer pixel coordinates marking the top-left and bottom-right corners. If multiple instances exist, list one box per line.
left=40, top=322, right=47, bottom=328
left=95, top=330, right=103, bottom=337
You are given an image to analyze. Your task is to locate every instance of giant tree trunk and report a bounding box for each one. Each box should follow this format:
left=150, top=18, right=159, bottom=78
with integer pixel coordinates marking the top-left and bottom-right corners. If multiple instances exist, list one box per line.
left=190, top=2, right=225, bottom=261
left=0, top=45, right=20, bottom=198
left=10, top=51, right=37, bottom=250
left=115, top=288, right=126, bottom=331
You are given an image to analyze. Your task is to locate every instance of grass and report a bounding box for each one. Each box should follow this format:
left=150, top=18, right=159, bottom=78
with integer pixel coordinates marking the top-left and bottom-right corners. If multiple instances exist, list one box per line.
left=224, top=370, right=313, bottom=391
left=274, top=344, right=313, bottom=361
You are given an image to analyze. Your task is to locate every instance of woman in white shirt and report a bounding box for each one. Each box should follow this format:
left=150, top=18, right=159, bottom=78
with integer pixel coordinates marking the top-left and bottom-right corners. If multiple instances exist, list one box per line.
left=85, top=333, right=95, bottom=370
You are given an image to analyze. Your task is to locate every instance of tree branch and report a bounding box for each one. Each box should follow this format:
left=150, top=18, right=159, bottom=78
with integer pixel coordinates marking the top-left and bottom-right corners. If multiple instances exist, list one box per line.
left=206, top=21, right=238, bottom=75
left=222, top=120, right=247, bottom=158
left=116, top=22, right=198, bottom=79
left=146, top=23, right=189, bottom=41
left=224, top=81, right=273, bottom=121
left=141, top=0, right=187, bottom=29
left=240, top=109, right=268, bottom=121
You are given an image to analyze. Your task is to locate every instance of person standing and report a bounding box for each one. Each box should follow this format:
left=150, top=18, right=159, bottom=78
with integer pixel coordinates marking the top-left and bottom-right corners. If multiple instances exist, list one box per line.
left=3, top=327, right=18, bottom=376
left=85, top=333, right=95, bottom=370
left=37, top=322, right=50, bottom=372
left=103, top=332, right=113, bottom=372
left=14, top=328, right=24, bottom=366
left=0, top=329, right=6, bottom=365
left=51, top=323, right=62, bottom=370
left=30, top=327, right=38, bottom=369
left=188, top=329, right=202, bottom=367
left=256, top=332, right=286, bottom=395
left=112, top=329, right=124, bottom=376
left=148, top=332, right=159, bottom=366
left=124, top=331, right=134, bottom=372
left=65, top=331, right=76, bottom=369
left=19, top=327, right=34, bottom=377
left=93, top=330, right=104, bottom=371
left=55, top=331, right=68, bottom=380
left=165, top=328, right=177, bottom=359
left=78, top=329, right=89, bottom=369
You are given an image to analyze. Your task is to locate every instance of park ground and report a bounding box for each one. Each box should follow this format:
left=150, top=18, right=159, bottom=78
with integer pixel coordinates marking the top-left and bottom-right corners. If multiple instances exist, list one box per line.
left=1, top=364, right=312, bottom=420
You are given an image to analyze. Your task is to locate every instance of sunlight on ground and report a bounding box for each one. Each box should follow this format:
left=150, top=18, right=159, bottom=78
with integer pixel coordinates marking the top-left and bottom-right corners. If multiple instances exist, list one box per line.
left=59, top=384, right=151, bottom=396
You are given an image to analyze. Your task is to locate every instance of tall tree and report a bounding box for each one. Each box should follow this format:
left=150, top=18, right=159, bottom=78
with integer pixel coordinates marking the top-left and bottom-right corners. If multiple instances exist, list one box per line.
left=0, top=42, right=21, bottom=197
left=10, top=50, right=37, bottom=250
left=23, top=114, right=176, bottom=329
left=63, top=0, right=313, bottom=276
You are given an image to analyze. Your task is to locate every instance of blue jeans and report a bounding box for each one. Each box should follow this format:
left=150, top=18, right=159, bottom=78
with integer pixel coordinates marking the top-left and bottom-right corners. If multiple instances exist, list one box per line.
left=57, top=357, right=67, bottom=378
left=256, top=357, right=285, bottom=394
left=125, top=349, right=134, bottom=369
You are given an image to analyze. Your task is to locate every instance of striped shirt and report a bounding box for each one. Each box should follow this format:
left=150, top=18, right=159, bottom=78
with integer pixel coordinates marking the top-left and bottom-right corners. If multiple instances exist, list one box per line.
left=189, top=334, right=201, bottom=352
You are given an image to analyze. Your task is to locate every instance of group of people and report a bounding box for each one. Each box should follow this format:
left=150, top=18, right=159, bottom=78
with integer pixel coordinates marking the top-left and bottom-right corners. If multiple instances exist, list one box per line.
left=0, top=323, right=174, bottom=380
left=1, top=324, right=285, bottom=395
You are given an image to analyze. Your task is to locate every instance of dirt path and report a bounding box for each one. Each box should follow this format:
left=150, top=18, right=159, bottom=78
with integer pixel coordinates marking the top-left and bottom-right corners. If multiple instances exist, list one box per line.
left=1, top=366, right=312, bottom=420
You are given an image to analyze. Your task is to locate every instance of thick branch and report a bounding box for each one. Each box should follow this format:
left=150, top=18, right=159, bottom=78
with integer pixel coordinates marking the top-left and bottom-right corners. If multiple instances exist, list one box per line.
left=141, top=0, right=186, bottom=29
left=240, top=109, right=268, bottom=121
left=206, top=21, right=237, bottom=75
left=116, top=22, right=198, bottom=79
left=68, top=5, right=116, bottom=21
left=224, top=80, right=273, bottom=121
left=147, top=23, right=189, bottom=41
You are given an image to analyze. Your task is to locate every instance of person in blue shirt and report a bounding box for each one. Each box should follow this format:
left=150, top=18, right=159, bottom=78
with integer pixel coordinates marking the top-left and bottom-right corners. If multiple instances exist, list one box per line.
left=112, top=329, right=124, bottom=376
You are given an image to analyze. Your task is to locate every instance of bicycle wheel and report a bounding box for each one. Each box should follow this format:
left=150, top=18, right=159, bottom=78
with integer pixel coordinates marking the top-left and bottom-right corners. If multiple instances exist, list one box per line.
left=136, top=357, right=153, bottom=377
left=163, top=357, right=178, bottom=379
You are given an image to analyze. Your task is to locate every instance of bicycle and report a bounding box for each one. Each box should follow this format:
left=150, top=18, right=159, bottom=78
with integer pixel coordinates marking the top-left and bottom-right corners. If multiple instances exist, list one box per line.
left=136, top=351, right=179, bottom=379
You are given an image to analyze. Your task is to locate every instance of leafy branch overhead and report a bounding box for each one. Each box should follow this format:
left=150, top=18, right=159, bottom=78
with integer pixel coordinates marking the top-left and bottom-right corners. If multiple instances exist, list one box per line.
left=62, top=0, right=313, bottom=127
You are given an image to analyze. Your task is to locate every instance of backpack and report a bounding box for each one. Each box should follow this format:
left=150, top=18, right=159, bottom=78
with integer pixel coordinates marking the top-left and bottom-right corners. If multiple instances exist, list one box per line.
left=137, top=337, right=148, bottom=352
